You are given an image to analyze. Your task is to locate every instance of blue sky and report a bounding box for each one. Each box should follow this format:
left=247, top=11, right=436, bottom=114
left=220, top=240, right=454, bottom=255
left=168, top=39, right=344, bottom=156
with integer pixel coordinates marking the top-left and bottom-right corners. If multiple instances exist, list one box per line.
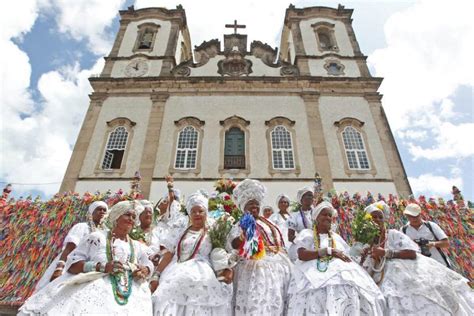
left=1, top=0, right=473, bottom=201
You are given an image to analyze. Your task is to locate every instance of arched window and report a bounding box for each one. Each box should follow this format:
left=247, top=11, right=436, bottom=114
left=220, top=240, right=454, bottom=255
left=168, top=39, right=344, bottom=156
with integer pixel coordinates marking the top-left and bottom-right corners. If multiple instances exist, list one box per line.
left=174, top=126, right=198, bottom=169
left=102, top=126, right=128, bottom=170
left=224, top=127, right=245, bottom=169
left=271, top=125, right=295, bottom=169
left=342, top=126, right=370, bottom=170
left=324, top=59, right=345, bottom=76
left=134, top=23, right=160, bottom=52
left=312, top=22, right=338, bottom=52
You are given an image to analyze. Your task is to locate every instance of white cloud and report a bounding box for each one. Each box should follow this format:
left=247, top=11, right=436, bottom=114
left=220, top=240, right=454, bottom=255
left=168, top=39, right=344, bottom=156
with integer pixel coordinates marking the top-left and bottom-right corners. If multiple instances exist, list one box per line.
left=409, top=172, right=462, bottom=198
left=51, top=0, right=126, bottom=55
left=369, top=0, right=474, bottom=129
left=408, top=122, right=474, bottom=160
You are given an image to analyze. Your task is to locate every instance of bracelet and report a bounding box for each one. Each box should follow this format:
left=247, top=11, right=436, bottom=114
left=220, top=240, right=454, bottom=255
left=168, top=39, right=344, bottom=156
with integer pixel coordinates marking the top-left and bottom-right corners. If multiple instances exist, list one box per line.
left=83, top=261, right=96, bottom=273
left=57, top=260, right=66, bottom=267
left=385, top=249, right=395, bottom=259
left=327, top=247, right=332, bottom=256
left=97, top=262, right=106, bottom=273
left=150, top=270, right=161, bottom=281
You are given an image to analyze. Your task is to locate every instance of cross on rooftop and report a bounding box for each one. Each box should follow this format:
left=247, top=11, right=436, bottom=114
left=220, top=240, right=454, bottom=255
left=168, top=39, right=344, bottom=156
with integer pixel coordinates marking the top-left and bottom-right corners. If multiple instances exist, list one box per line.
left=225, top=20, right=246, bottom=34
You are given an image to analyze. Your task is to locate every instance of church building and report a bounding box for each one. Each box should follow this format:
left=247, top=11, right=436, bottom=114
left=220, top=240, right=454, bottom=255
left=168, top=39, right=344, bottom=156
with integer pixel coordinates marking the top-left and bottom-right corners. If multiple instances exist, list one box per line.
left=60, top=4, right=412, bottom=203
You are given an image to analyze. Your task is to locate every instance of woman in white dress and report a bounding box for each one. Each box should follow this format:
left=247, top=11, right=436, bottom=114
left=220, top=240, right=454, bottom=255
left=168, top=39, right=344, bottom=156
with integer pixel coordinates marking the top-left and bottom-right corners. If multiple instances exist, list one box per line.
left=34, top=201, right=109, bottom=292
left=287, top=186, right=314, bottom=261
left=228, top=179, right=292, bottom=315
left=288, top=201, right=386, bottom=315
left=363, top=202, right=474, bottom=315
left=19, top=201, right=154, bottom=315
left=152, top=192, right=233, bottom=316
left=269, top=194, right=291, bottom=251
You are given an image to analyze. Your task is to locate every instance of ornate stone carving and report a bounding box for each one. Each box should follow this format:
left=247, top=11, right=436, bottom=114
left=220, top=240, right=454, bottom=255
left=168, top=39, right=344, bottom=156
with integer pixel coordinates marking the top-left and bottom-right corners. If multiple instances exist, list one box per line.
left=250, top=41, right=277, bottom=65
left=217, top=49, right=253, bottom=77
left=280, top=62, right=300, bottom=76
left=171, top=61, right=192, bottom=77
left=194, top=39, right=221, bottom=64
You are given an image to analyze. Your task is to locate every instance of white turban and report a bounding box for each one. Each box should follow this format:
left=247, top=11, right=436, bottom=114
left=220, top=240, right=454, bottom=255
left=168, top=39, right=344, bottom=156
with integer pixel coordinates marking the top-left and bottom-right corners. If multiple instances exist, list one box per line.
left=296, top=186, right=313, bottom=204
left=136, top=200, right=153, bottom=225
left=87, top=201, right=108, bottom=216
left=233, top=179, right=267, bottom=211
left=365, top=201, right=390, bottom=218
left=186, top=191, right=209, bottom=213
left=312, top=201, right=336, bottom=221
left=260, top=205, right=274, bottom=216
left=275, top=194, right=290, bottom=206
left=109, top=201, right=144, bottom=227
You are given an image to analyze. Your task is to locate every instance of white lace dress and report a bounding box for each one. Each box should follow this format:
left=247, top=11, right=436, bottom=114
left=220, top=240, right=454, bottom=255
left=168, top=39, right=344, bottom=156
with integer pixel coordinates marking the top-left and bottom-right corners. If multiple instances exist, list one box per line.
left=152, top=229, right=233, bottom=316
left=34, top=222, right=100, bottom=292
left=269, top=212, right=290, bottom=252
left=287, top=209, right=312, bottom=261
left=19, top=231, right=154, bottom=315
left=365, top=229, right=474, bottom=315
left=288, top=229, right=386, bottom=315
left=227, top=219, right=293, bottom=316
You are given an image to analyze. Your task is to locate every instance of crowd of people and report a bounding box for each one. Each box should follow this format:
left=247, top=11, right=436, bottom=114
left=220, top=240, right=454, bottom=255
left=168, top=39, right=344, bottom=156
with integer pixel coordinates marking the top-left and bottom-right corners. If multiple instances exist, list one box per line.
left=18, top=178, right=473, bottom=315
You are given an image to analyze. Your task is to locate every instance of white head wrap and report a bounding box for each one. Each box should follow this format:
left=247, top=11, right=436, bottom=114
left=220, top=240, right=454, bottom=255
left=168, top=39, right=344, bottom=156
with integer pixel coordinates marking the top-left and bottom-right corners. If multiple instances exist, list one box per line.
left=186, top=191, right=209, bottom=213
left=365, top=201, right=390, bottom=218
left=260, top=205, right=274, bottom=216
left=275, top=194, right=290, bottom=206
left=109, top=201, right=144, bottom=227
left=296, top=186, right=314, bottom=204
left=87, top=201, right=108, bottom=216
left=233, top=179, right=267, bottom=211
left=136, top=200, right=153, bottom=225
left=312, top=201, right=336, bottom=221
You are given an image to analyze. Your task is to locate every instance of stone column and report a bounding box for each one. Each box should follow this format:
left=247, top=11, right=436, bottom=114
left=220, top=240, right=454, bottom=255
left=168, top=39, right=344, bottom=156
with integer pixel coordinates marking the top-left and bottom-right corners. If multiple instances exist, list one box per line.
left=289, top=19, right=310, bottom=76
left=301, top=92, right=334, bottom=192
left=160, top=21, right=181, bottom=76
left=59, top=93, right=107, bottom=193
left=101, top=20, right=129, bottom=77
left=365, top=93, right=412, bottom=196
left=139, top=92, right=169, bottom=198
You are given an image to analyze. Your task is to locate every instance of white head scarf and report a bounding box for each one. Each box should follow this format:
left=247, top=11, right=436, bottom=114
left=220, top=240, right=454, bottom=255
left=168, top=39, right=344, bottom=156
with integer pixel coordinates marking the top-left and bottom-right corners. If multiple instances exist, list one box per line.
left=260, top=205, right=274, bottom=216
left=296, top=186, right=314, bottom=204
left=365, top=201, right=390, bottom=219
left=109, top=201, right=144, bottom=227
left=87, top=201, right=108, bottom=216
left=233, top=179, right=267, bottom=211
left=275, top=194, right=290, bottom=207
left=312, top=201, right=337, bottom=221
left=136, top=200, right=153, bottom=225
left=186, top=191, right=209, bottom=213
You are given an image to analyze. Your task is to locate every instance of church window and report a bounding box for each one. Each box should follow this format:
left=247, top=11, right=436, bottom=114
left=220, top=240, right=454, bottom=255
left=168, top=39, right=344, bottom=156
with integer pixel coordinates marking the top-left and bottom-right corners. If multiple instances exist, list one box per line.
left=174, top=126, right=198, bottom=169
left=342, top=126, right=370, bottom=170
left=133, top=23, right=160, bottom=52
left=101, top=126, right=128, bottom=170
left=271, top=126, right=295, bottom=169
left=224, top=127, right=245, bottom=169
left=324, top=59, right=345, bottom=76
left=312, top=22, right=338, bottom=52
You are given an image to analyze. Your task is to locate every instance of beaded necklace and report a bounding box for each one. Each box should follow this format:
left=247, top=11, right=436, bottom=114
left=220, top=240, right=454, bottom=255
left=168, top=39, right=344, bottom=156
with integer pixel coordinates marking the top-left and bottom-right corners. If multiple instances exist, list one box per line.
left=313, top=224, right=336, bottom=272
left=176, top=226, right=206, bottom=262
left=106, top=231, right=135, bottom=305
left=257, top=217, right=285, bottom=252
left=370, top=229, right=387, bottom=285
left=299, top=209, right=311, bottom=229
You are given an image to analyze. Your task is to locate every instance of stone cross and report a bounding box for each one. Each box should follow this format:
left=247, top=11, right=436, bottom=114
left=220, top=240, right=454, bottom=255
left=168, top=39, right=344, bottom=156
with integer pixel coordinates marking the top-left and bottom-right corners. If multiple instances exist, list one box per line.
left=225, top=20, right=246, bottom=34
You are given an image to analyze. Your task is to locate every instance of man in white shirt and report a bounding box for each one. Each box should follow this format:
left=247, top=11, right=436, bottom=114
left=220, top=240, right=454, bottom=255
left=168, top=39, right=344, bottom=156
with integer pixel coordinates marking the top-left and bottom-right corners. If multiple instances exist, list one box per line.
left=401, top=203, right=451, bottom=268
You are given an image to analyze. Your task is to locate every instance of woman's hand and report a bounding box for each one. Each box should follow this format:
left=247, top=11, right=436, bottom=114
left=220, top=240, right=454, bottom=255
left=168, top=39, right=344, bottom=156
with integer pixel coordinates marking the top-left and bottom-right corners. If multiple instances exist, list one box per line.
left=50, top=269, right=63, bottom=281
left=105, top=261, right=124, bottom=274
left=150, top=253, right=161, bottom=266
left=219, top=268, right=234, bottom=284
left=332, top=249, right=351, bottom=262
left=132, top=266, right=150, bottom=280
left=371, top=246, right=386, bottom=261
left=149, top=280, right=159, bottom=293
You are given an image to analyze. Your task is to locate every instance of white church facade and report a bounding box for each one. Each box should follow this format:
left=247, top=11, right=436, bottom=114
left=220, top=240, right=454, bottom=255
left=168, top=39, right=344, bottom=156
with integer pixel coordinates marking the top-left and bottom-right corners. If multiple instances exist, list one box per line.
left=60, top=4, right=411, bottom=204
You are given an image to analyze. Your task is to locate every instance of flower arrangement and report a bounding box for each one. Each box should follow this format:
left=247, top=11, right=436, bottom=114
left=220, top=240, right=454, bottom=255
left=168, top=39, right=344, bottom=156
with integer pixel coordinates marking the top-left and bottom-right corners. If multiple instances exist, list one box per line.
left=208, top=191, right=242, bottom=222
left=351, top=209, right=380, bottom=245
left=208, top=214, right=235, bottom=249
left=215, top=178, right=237, bottom=195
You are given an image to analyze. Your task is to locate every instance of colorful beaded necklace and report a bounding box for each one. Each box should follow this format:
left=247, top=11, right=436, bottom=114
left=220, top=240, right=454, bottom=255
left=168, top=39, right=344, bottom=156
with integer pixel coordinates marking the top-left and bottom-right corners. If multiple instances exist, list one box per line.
left=313, top=224, right=336, bottom=272
left=176, top=227, right=206, bottom=262
left=106, top=231, right=135, bottom=305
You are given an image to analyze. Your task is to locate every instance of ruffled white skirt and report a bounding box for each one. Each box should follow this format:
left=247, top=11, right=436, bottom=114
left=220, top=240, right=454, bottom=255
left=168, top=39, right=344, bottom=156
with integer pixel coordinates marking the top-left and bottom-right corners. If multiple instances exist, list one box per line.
left=233, top=252, right=293, bottom=316
left=152, top=258, right=232, bottom=316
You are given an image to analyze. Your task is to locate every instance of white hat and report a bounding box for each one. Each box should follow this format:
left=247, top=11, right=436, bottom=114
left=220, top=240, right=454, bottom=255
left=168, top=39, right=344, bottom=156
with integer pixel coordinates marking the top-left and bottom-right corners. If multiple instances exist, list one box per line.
left=233, top=179, right=266, bottom=211
left=365, top=201, right=390, bottom=218
left=275, top=194, right=290, bottom=206
left=296, top=186, right=313, bottom=204
left=186, top=191, right=209, bottom=213
left=87, top=201, right=108, bottom=216
left=404, top=203, right=421, bottom=217
left=109, top=201, right=144, bottom=227
left=312, top=201, right=337, bottom=221
left=210, top=248, right=237, bottom=271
